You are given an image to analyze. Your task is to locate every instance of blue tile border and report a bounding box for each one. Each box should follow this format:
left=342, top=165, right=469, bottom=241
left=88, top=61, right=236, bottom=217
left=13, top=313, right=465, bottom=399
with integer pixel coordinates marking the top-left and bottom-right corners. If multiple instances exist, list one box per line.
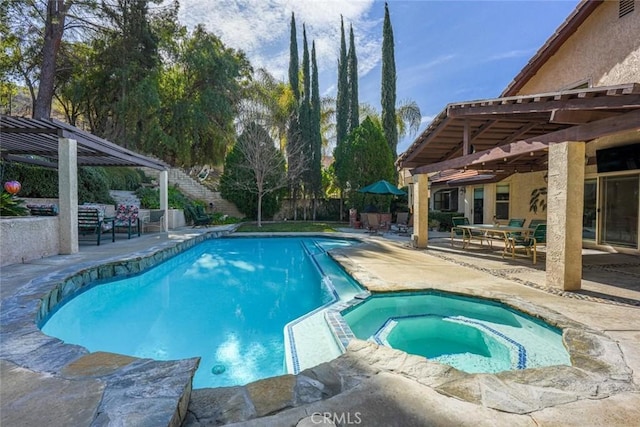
left=284, top=239, right=368, bottom=374
left=367, top=313, right=527, bottom=370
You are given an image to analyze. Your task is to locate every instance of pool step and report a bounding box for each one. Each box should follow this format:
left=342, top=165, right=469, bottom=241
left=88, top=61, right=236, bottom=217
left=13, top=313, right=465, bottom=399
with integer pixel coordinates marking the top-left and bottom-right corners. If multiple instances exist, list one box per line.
left=284, top=241, right=366, bottom=374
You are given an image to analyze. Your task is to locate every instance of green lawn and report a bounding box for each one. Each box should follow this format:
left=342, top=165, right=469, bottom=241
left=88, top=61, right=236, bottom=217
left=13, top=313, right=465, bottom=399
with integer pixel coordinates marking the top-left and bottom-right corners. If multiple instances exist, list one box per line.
left=236, top=222, right=346, bottom=232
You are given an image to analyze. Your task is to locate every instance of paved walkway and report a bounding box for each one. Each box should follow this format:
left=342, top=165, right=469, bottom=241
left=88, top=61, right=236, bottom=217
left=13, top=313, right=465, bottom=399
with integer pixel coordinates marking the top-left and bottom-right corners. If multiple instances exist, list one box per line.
left=1, top=226, right=639, bottom=426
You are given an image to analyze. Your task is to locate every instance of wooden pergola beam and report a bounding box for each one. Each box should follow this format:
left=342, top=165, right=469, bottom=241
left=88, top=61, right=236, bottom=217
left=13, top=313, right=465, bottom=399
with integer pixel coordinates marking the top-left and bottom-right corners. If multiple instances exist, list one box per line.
left=412, top=109, right=640, bottom=174
left=447, top=94, right=640, bottom=118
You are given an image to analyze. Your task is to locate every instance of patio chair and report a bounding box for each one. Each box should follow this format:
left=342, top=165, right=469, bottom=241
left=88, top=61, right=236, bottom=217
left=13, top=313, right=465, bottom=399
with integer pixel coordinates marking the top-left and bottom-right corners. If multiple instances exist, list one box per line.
left=504, top=218, right=526, bottom=245
left=78, top=205, right=115, bottom=245
left=143, top=209, right=165, bottom=232
left=528, top=219, right=546, bottom=229
left=366, top=213, right=382, bottom=234
left=505, top=223, right=547, bottom=264
left=113, top=204, right=141, bottom=239
left=185, top=205, right=211, bottom=227
left=391, top=212, right=409, bottom=233
left=360, top=213, right=370, bottom=231
left=508, top=218, right=525, bottom=227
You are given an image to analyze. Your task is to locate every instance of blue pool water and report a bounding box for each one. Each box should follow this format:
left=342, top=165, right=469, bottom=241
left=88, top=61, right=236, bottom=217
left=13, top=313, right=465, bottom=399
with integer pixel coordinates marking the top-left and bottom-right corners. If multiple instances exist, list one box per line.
left=342, top=292, right=571, bottom=373
left=41, top=237, right=357, bottom=388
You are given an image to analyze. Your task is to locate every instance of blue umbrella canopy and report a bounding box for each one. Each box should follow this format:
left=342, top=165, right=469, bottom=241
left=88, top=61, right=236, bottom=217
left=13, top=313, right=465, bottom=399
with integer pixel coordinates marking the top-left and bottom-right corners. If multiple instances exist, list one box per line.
left=357, top=180, right=406, bottom=196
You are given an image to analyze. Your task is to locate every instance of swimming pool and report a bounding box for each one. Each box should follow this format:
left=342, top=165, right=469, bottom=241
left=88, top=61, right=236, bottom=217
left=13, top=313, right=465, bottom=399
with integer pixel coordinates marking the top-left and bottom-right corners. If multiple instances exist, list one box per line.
left=40, top=237, right=361, bottom=388
left=340, top=292, right=571, bottom=373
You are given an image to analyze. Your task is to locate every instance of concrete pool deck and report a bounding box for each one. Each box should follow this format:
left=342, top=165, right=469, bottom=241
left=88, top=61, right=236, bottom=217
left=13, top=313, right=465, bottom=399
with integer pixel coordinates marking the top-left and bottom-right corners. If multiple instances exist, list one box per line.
left=1, top=227, right=639, bottom=426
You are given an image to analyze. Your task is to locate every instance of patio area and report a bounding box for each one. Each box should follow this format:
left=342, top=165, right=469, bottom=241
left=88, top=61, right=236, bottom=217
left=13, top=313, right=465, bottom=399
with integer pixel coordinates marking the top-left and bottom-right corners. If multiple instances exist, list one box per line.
left=1, top=226, right=639, bottom=426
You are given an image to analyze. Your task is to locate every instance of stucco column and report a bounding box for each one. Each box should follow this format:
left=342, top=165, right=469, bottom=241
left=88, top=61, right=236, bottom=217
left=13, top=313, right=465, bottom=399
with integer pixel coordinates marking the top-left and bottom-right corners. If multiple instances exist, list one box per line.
left=159, top=170, right=169, bottom=231
left=546, top=141, right=585, bottom=291
left=412, top=174, right=429, bottom=248
left=58, top=137, right=78, bottom=254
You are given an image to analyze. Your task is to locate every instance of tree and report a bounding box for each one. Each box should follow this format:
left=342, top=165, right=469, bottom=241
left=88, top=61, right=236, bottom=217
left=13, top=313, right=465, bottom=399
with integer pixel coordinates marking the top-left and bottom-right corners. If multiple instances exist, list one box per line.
left=34, top=0, right=72, bottom=118
left=220, top=107, right=306, bottom=226
left=299, top=24, right=313, bottom=216
left=310, top=41, right=323, bottom=219
left=333, top=117, right=395, bottom=211
left=381, top=2, right=398, bottom=160
left=347, top=25, right=359, bottom=133
left=288, top=12, right=299, bottom=102
left=335, top=16, right=349, bottom=148
left=359, top=99, right=421, bottom=141
left=4, top=0, right=97, bottom=118
left=244, top=68, right=296, bottom=151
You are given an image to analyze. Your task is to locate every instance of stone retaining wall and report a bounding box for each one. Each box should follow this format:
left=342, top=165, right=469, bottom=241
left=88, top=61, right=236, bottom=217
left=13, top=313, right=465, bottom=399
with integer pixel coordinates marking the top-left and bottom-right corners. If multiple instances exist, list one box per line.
left=0, top=216, right=59, bottom=266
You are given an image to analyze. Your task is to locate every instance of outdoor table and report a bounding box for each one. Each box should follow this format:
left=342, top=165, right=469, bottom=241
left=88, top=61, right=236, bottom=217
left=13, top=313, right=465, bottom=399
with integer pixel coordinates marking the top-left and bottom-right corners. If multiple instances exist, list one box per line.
left=457, top=224, right=531, bottom=257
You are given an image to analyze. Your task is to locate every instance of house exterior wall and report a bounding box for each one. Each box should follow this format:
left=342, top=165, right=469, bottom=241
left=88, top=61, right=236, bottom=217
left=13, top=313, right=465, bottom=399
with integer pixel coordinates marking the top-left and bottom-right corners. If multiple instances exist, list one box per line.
left=517, top=2, right=640, bottom=94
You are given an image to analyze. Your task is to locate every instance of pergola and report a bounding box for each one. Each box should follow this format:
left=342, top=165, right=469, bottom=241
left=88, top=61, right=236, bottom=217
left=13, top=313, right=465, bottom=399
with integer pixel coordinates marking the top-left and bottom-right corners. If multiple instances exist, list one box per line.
left=397, top=83, right=640, bottom=291
left=1, top=115, right=169, bottom=254
left=398, top=83, right=640, bottom=177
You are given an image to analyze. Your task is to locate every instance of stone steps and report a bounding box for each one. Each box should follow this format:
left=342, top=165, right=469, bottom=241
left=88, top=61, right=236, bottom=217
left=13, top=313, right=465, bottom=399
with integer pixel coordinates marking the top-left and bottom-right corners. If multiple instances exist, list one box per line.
left=141, top=167, right=243, bottom=218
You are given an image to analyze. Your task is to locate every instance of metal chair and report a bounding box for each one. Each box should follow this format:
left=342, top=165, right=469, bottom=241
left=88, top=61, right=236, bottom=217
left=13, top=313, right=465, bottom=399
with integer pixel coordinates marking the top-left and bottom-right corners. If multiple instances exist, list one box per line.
left=506, top=224, right=547, bottom=264
left=143, top=209, right=165, bottom=232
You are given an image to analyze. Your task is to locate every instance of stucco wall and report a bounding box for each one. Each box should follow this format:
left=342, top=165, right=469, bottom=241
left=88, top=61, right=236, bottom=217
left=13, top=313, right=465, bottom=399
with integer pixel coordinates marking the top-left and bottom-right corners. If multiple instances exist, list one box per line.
left=460, top=172, right=547, bottom=225
left=518, top=2, right=640, bottom=94
left=1, top=217, right=60, bottom=267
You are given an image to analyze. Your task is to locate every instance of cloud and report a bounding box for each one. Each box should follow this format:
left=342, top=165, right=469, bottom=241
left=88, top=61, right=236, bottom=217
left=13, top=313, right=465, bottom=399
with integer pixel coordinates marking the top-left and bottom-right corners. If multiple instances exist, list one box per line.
left=173, top=0, right=379, bottom=83
left=485, top=48, right=534, bottom=62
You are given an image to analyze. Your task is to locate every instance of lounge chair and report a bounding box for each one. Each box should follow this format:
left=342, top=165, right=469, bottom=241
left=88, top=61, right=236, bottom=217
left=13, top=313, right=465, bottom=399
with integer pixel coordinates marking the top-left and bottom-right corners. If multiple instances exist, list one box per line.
left=505, top=223, right=547, bottom=264
left=186, top=205, right=211, bottom=227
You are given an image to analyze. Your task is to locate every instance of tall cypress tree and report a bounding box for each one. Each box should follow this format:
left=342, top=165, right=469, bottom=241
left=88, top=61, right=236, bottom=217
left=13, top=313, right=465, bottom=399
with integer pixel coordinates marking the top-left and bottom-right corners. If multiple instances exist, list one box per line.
left=310, top=41, right=323, bottom=219
left=347, top=24, right=359, bottom=133
left=381, top=2, right=398, bottom=160
left=288, top=12, right=299, bottom=101
left=336, top=16, right=348, bottom=148
left=287, top=12, right=302, bottom=218
left=300, top=25, right=313, bottom=208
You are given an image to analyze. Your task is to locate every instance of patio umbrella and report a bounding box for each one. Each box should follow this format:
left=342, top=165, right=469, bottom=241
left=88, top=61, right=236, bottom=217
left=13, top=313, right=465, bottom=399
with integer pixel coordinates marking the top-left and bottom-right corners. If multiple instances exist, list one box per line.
left=357, top=180, right=406, bottom=196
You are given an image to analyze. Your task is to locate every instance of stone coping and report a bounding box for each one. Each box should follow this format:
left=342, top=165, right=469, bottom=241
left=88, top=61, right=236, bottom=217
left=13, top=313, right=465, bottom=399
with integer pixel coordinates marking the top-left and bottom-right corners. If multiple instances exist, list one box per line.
left=2, top=230, right=637, bottom=426
left=1, top=229, right=235, bottom=427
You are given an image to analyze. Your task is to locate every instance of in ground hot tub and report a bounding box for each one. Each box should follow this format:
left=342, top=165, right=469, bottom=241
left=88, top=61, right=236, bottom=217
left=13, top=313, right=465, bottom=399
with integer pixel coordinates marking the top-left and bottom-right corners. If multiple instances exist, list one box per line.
left=339, top=291, right=571, bottom=373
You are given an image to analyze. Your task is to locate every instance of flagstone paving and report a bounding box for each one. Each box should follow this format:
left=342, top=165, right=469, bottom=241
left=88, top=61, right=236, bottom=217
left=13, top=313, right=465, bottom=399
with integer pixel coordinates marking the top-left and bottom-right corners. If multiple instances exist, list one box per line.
left=1, top=227, right=639, bottom=426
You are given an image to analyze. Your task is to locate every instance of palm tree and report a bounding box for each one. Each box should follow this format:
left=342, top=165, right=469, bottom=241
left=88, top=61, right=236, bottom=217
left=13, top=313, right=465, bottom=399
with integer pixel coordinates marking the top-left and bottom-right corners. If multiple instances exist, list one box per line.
left=359, top=99, right=421, bottom=142
left=243, top=68, right=296, bottom=151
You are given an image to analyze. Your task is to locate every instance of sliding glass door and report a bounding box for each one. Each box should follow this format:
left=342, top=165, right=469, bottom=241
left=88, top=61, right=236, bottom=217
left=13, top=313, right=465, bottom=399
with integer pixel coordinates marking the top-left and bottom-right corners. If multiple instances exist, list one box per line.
left=583, top=179, right=597, bottom=241
left=601, top=175, right=639, bottom=248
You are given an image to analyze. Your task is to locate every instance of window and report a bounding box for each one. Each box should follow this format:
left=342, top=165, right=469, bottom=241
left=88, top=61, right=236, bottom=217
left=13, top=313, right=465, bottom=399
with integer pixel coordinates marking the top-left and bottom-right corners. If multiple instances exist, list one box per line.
left=433, top=189, right=459, bottom=212
left=495, top=184, right=510, bottom=220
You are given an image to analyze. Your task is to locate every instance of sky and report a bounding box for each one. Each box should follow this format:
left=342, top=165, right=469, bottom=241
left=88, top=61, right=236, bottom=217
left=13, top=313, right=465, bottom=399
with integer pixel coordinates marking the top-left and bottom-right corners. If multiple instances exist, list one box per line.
left=169, top=0, right=580, bottom=155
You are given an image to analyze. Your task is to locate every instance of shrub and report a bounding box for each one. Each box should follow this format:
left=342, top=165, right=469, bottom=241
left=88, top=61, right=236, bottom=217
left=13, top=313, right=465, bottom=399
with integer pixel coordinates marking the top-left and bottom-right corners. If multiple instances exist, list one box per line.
left=1, top=161, right=114, bottom=203
left=135, top=185, right=192, bottom=210
left=429, top=211, right=463, bottom=231
left=104, top=167, right=146, bottom=191
left=0, top=193, right=29, bottom=216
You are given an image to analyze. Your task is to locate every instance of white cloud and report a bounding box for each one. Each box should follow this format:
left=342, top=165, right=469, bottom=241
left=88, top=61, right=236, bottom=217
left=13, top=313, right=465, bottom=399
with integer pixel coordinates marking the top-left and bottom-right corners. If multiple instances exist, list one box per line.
left=485, top=49, right=534, bottom=62
left=172, top=0, right=379, bottom=83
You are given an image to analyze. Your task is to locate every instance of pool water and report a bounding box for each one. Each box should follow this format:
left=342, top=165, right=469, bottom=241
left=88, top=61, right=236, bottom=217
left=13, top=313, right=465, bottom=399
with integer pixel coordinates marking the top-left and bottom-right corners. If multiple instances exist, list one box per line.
left=41, top=237, right=357, bottom=388
left=342, top=292, right=571, bottom=373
